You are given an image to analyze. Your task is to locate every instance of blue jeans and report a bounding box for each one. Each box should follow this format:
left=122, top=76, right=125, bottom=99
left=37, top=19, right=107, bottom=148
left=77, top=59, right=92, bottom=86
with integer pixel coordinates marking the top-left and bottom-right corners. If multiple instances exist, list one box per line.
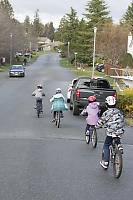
left=36, top=99, right=43, bottom=111
left=103, top=136, right=121, bottom=162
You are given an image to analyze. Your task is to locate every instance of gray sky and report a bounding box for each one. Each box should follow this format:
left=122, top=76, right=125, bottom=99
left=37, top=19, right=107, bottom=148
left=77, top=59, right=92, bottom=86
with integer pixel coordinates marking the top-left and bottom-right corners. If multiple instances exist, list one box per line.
left=9, top=0, right=133, bottom=28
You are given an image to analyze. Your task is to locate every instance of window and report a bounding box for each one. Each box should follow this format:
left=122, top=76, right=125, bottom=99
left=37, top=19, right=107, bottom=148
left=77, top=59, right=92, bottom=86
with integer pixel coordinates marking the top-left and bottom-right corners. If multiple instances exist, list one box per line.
left=77, top=79, right=110, bottom=88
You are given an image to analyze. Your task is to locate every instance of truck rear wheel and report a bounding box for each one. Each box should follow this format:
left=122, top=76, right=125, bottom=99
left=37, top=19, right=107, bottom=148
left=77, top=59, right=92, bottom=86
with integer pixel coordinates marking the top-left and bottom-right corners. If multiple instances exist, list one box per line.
left=69, top=101, right=73, bottom=110
left=73, top=103, right=80, bottom=115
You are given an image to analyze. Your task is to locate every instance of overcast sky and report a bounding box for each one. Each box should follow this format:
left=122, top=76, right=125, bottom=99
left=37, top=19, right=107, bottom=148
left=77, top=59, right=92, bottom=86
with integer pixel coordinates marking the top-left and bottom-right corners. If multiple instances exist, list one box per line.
left=9, top=0, right=133, bottom=28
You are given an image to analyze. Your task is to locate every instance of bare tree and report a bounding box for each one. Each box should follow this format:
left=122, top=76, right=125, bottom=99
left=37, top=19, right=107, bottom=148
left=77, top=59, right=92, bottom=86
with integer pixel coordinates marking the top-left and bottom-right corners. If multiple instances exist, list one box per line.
left=96, top=23, right=129, bottom=65
left=0, top=4, right=11, bottom=62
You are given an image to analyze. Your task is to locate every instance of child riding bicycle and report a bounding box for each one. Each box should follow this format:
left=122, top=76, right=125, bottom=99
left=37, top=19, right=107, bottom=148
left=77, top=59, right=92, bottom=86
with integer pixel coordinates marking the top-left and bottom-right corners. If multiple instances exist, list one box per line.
left=32, top=84, right=45, bottom=113
left=81, top=96, right=99, bottom=134
left=96, top=96, right=125, bottom=169
left=50, top=88, right=68, bottom=122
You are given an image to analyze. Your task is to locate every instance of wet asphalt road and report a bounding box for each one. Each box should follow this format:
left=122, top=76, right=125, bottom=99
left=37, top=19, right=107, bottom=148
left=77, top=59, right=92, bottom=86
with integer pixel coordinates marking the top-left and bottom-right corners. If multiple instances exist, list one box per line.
left=0, top=53, right=133, bottom=200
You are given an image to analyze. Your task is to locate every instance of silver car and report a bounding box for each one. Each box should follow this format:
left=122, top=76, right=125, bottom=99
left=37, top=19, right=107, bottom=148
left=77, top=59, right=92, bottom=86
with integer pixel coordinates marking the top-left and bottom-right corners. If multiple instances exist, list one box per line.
left=9, top=65, right=25, bottom=77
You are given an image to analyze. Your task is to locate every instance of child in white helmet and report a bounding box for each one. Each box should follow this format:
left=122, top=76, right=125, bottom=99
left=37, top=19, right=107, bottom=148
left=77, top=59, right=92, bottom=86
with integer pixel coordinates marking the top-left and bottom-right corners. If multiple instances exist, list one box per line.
left=96, top=96, right=125, bottom=169
left=50, top=88, right=68, bottom=122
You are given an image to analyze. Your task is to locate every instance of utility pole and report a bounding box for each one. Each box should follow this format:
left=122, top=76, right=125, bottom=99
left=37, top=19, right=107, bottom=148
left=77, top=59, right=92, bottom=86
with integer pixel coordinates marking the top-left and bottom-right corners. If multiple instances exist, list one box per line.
left=67, top=41, right=70, bottom=66
left=92, top=27, right=97, bottom=78
left=74, top=52, right=77, bottom=68
left=30, top=41, right=32, bottom=60
left=10, top=33, right=13, bottom=65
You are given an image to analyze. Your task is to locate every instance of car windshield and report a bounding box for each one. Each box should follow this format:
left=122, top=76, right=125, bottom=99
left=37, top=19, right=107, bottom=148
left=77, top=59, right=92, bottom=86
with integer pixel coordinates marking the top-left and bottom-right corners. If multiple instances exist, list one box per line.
left=12, top=66, right=23, bottom=70
left=77, top=79, right=110, bottom=88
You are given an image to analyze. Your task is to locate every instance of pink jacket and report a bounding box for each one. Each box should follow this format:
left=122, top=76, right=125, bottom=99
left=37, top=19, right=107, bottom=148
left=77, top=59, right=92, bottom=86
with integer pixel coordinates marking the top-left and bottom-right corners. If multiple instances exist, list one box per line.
left=86, top=102, right=99, bottom=125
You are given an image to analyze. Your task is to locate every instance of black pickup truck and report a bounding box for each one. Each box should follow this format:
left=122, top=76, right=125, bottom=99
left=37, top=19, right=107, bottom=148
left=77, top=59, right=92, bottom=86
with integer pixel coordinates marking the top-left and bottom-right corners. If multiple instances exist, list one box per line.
left=69, top=77, right=117, bottom=115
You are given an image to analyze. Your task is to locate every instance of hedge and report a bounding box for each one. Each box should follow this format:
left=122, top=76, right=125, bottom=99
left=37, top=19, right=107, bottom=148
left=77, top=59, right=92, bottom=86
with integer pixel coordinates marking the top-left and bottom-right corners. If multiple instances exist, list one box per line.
left=117, top=88, right=133, bottom=117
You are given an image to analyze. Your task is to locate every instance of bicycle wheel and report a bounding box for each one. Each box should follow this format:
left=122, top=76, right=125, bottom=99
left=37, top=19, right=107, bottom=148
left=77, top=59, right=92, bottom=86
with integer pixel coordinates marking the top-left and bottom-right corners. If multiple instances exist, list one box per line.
left=56, top=112, right=60, bottom=128
left=85, top=133, right=90, bottom=144
left=91, top=129, right=97, bottom=148
left=113, top=150, right=122, bottom=178
left=57, top=116, right=60, bottom=128
left=37, top=110, right=40, bottom=118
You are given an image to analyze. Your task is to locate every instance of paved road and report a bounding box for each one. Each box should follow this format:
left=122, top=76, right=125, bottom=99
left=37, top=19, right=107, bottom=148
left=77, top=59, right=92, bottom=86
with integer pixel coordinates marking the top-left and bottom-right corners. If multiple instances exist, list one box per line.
left=0, top=53, right=133, bottom=200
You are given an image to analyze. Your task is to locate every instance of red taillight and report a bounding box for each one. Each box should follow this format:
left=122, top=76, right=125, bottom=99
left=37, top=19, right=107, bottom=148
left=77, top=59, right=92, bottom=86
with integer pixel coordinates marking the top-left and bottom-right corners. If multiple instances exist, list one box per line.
left=76, top=89, right=80, bottom=97
left=68, top=89, right=72, bottom=92
left=114, top=92, right=117, bottom=100
left=114, top=137, right=118, bottom=142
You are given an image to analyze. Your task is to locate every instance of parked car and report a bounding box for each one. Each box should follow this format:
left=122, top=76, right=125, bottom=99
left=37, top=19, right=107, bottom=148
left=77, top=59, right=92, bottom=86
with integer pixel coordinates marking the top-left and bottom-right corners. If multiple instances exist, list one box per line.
left=70, top=77, right=117, bottom=115
left=67, top=78, right=78, bottom=103
left=9, top=65, right=25, bottom=77
left=16, top=52, right=23, bottom=56
left=58, top=50, right=62, bottom=53
left=95, top=64, right=104, bottom=72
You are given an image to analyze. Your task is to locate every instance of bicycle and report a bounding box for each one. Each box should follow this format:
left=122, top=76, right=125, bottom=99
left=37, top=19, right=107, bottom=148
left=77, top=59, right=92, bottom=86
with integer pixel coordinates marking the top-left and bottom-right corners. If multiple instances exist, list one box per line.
left=85, top=126, right=97, bottom=148
left=55, top=111, right=63, bottom=128
left=102, top=137, right=123, bottom=178
left=36, top=100, right=43, bottom=118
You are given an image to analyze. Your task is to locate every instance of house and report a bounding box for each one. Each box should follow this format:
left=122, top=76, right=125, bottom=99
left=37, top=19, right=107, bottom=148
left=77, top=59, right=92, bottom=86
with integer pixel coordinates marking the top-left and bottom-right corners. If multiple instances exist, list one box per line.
left=37, top=37, right=61, bottom=51
left=127, top=32, right=133, bottom=57
left=37, top=37, right=52, bottom=51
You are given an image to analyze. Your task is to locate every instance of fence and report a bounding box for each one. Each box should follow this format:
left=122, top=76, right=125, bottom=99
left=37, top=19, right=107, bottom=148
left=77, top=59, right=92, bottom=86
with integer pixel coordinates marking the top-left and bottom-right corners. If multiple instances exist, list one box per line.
left=104, top=63, right=133, bottom=76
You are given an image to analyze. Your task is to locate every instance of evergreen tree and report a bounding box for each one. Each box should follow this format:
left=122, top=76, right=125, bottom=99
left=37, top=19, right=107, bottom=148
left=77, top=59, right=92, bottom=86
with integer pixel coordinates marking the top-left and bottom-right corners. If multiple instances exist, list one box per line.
left=54, top=16, right=67, bottom=42
left=33, top=9, right=44, bottom=37
left=84, top=0, right=110, bottom=28
left=24, top=15, right=31, bottom=34
left=121, top=1, right=133, bottom=33
left=59, top=7, right=79, bottom=61
left=48, top=22, right=55, bottom=41
left=74, top=19, right=92, bottom=64
left=81, top=0, right=110, bottom=65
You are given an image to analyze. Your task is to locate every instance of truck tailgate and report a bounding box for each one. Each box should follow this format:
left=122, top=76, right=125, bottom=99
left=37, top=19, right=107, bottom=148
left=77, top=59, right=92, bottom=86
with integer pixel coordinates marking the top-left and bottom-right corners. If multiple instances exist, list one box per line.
left=79, top=88, right=116, bottom=103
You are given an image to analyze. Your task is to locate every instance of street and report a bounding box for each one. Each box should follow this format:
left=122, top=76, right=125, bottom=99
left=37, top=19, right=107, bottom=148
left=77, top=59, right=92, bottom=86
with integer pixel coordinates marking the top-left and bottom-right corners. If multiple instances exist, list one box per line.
left=0, top=53, right=133, bottom=200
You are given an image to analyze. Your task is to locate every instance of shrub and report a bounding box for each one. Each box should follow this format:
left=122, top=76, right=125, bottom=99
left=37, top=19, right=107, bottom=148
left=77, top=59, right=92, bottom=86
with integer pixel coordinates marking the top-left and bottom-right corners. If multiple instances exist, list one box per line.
left=117, top=88, right=133, bottom=117
left=119, top=53, right=133, bottom=68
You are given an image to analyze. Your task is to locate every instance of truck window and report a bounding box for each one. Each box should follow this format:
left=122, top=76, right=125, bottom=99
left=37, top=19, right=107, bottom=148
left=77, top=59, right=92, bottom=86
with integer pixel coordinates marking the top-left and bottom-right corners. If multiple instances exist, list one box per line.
left=77, top=79, right=96, bottom=88
left=77, top=79, right=110, bottom=88
left=97, top=80, right=110, bottom=88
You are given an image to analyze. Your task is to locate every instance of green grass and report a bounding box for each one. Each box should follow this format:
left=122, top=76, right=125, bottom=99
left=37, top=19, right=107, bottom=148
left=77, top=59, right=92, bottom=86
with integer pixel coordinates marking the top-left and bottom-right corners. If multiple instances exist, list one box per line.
left=60, top=59, right=72, bottom=67
left=0, top=64, right=11, bottom=71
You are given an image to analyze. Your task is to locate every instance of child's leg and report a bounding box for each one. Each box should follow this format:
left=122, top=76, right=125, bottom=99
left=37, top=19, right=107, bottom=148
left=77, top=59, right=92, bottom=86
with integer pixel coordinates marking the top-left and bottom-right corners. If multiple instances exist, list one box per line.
left=53, top=111, right=56, bottom=119
left=85, top=124, right=90, bottom=134
left=103, top=136, right=113, bottom=162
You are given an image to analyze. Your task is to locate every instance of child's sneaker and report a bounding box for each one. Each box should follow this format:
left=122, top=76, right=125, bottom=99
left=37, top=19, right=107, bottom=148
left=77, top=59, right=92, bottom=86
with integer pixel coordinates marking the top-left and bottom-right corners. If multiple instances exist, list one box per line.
left=51, top=119, right=55, bottom=123
left=100, top=160, right=108, bottom=169
left=118, top=144, right=123, bottom=154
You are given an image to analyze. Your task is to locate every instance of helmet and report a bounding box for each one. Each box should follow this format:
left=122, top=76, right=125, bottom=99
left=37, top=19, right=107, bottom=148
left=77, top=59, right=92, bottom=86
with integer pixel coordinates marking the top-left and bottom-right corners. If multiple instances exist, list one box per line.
left=88, top=96, right=96, bottom=102
left=105, top=96, right=116, bottom=106
left=56, top=88, right=61, bottom=93
left=37, top=84, right=43, bottom=89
